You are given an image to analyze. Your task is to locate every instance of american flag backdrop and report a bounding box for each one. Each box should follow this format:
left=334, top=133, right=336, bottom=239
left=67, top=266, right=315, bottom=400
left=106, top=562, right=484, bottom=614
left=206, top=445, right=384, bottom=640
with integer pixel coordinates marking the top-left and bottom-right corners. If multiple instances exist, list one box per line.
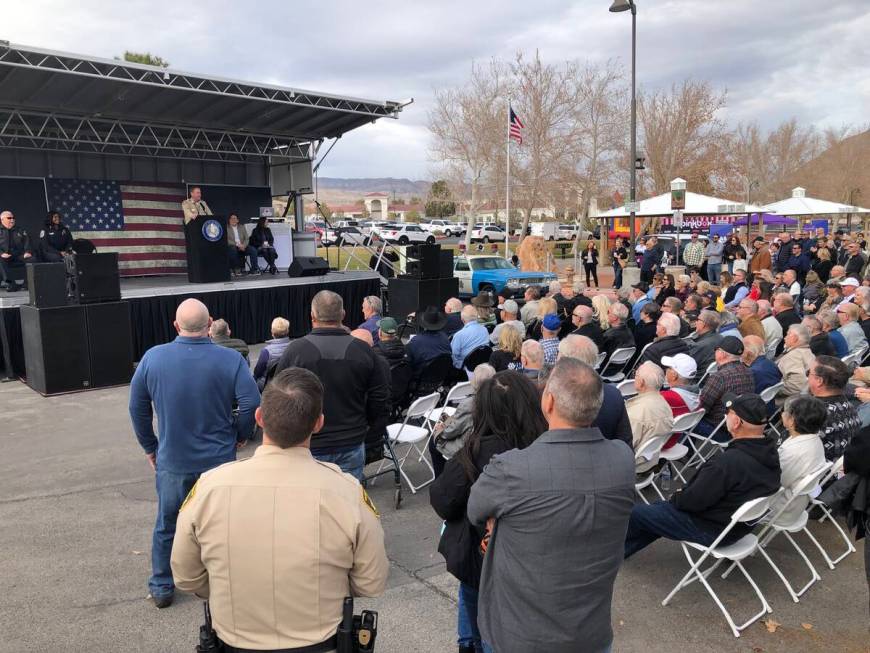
left=45, top=179, right=187, bottom=276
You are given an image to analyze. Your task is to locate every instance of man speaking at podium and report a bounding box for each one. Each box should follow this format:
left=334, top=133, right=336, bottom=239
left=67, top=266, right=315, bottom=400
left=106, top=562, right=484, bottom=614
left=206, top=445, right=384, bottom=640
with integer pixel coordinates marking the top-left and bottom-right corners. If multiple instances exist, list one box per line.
left=181, top=186, right=213, bottom=224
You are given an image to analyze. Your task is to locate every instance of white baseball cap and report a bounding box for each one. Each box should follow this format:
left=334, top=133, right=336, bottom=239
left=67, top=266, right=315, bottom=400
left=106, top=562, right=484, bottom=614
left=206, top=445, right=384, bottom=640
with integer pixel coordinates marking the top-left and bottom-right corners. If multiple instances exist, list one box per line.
left=498, top=299, right=519, bottom=314
left=661, top=353, right=698, bottom=379
left=841, top=277, right=860, bottom=287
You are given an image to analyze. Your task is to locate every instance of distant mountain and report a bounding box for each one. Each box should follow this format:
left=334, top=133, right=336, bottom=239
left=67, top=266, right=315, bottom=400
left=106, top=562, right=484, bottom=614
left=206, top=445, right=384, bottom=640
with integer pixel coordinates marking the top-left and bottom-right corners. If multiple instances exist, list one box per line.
left=317, top=177, right=431, bottom=197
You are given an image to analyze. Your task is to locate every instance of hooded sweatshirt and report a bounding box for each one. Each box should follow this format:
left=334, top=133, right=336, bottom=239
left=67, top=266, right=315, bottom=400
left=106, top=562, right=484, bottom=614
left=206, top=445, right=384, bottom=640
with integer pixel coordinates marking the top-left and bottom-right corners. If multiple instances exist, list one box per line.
left=671, top=436, right=781, bottom=539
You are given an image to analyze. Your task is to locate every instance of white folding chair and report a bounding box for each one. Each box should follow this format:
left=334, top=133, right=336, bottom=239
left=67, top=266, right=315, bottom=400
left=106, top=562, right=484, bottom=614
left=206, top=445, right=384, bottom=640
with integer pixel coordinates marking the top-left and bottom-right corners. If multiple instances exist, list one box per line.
left=765, top=338, right=780, bottom=360
left=616, top=379, right=637, bottom=398
left=420, top=381, right=474, bottom=462
left=661, top=495, right=776, bottom=638
left=661, top=409, right=706, bottom=483
left=758, top=381, right=783, bottom=405
left=594, top=350, right=607, bottom=370
left=696, top=361, right=718, bottom=386
left=601, top=346, right=636, bottom=383
left=841, top=348, right=865, bottom=369
left=628, top=341, right=653, bottom=376
left=741, top=465, right=832, bottom=603
left=634, top=434, right=669, bottom=504
left=378, top=392, right=441, bottom=494
left=683, top=416, right=728, bottom=468
left=808, top=457, right=857, bottom=567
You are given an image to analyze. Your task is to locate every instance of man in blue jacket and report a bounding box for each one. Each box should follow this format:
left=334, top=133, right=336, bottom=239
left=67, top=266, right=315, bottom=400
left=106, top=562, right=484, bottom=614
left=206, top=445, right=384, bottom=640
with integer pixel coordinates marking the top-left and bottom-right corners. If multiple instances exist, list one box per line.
left=129, top=298, right=260, bottom=609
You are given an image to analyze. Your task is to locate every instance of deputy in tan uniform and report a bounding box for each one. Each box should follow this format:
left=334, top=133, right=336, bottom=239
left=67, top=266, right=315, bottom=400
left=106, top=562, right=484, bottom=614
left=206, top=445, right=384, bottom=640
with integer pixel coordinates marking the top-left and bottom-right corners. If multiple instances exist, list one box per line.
left=171, top=367, right=389, bottom=652
left=181, top=186, right=213, bottom=224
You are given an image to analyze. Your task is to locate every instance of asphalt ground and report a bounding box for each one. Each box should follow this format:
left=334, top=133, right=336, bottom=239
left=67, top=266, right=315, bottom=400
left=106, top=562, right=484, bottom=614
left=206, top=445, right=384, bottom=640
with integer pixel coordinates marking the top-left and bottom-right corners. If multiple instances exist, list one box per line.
left=1, top=345, right=868, bottom=653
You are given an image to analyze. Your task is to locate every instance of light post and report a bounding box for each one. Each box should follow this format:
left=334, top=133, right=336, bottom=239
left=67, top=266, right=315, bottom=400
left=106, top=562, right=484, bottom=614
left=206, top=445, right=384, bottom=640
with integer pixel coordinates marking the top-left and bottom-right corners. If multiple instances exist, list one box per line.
left=610, top=0, right=638, bottom=267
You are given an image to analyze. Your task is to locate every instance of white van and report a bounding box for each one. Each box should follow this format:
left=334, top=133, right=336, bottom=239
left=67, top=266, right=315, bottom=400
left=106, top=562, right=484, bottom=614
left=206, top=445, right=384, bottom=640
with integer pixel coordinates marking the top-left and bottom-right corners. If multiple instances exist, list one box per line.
left=531, top=222, right=559, bottom=240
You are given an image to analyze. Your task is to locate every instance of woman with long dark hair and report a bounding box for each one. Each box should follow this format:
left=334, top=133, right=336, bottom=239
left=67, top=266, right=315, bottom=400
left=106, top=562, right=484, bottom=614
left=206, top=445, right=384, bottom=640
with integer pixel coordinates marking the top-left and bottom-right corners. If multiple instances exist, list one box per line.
left=38, top=210, right=73, bottom=262
left=582, top=240, right=599, bottom=288
left=249, top=216, right=279, bottom=274
left=430, top=371, right=546, bottom=653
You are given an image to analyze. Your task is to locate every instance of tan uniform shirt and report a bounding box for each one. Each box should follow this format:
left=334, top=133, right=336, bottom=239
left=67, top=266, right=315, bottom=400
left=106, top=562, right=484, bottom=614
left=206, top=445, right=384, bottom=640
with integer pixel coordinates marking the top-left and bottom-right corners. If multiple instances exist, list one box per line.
left=182, top=198, right=213, bottom=224
left=171, top=445, right=389, bottom=650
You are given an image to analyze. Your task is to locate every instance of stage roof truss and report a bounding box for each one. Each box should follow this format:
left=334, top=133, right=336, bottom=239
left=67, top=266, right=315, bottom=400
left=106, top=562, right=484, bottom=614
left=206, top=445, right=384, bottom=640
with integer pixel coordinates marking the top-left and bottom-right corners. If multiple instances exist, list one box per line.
left=0, top=107, right=312, bottom=163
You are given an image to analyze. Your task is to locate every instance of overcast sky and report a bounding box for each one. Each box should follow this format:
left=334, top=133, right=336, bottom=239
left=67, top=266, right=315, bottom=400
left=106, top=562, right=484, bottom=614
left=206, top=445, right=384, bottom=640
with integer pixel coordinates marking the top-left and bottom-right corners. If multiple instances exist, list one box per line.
left=5, top=0, right=869, bottom=179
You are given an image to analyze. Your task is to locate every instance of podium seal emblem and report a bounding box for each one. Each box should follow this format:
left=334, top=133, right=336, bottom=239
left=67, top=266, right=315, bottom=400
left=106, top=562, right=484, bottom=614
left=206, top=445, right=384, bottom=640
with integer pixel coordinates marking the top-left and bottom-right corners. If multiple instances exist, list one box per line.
left=202, top=219, right=224, bottom=242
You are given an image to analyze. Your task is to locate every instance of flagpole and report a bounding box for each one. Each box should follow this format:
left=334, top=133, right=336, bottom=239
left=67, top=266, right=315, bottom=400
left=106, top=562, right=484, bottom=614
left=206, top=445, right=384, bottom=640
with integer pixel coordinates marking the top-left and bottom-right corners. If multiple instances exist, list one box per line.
left=506, top=98, right=511, bottom=260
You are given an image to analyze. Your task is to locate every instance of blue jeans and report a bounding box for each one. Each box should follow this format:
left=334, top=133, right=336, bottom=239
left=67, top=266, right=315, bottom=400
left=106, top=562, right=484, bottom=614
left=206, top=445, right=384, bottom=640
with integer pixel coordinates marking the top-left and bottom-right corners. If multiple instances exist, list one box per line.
left=613, top=264, right=623, bottom=289
left=228, top=245, right=258, bottom=272
left=458, top=582, right=483, bottom=650
left=624, top=501, right=717, bottom=559
left=314, top=443, right=366, bottom=481
left=150, top=469, right=199, bottom=598
left=707, top=262, right=721, bottom=285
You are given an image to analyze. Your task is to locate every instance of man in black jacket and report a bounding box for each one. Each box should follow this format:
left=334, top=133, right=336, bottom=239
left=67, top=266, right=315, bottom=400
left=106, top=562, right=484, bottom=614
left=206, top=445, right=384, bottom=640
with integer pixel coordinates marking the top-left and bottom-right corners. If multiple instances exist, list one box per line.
left=570, top=305, right=604, bottom=350
left=0, top=210, right=33, bottom=291
left=275, top=290, right=389, bottom=480
left=637, top=312, right=689, bottom=367
left=601, top=302, right=635, bottom=360
left=624, top=393, right=781, bottom=558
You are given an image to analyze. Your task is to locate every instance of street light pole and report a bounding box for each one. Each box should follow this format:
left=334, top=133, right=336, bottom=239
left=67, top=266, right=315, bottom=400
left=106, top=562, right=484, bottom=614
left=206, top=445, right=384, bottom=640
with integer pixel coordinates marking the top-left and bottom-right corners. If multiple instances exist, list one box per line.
left=611, top=0, right=638, bottom=267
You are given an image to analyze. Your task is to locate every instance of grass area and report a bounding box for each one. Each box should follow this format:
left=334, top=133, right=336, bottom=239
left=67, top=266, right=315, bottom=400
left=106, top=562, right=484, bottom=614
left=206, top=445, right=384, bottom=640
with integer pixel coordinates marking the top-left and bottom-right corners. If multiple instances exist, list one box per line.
left=317, top=238, right=583, bottom=270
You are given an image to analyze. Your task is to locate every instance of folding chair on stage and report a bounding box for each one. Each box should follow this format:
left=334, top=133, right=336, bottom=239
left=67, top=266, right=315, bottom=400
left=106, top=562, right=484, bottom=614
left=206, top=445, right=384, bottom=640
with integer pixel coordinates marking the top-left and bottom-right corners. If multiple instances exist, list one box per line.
left=808, top=456, right=857, bottom=567
left=600, top=346, right=636, bottom=383
left=661, top=495, right=777, bottom=638
left=730, top=464, right=832, bottom=603
left=374, top=392, right=441, bottom=496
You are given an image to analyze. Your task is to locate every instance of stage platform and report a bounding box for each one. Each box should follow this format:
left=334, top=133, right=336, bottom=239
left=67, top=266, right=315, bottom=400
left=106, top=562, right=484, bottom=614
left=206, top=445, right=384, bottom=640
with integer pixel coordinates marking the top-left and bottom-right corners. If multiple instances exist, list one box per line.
left=0, top=271, right=381, bottom=379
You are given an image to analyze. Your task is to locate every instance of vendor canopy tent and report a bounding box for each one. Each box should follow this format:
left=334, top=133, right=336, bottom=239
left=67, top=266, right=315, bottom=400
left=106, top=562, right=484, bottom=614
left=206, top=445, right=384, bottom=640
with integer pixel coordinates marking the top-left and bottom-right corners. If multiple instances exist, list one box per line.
left=0, top=42, right=406, bottom=166
left=732, top=213, right=797, bottom=226
left=594, top=190, right=763, bottom=218
left=762, top=187, right=870, bottom=216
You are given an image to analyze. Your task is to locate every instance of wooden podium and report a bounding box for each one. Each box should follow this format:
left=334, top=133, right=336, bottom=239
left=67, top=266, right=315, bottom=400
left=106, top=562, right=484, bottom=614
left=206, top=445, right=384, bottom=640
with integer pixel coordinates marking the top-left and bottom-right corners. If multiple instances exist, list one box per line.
left=185, top=215, right=230, bottom=283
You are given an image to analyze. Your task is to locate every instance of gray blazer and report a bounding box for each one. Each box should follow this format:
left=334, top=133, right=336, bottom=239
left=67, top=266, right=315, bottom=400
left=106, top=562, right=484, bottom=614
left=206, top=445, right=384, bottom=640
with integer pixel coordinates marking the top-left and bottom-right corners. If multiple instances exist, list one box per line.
left=467, top=427, right=635, bottom=653
left=688, top=330, right=723, bottom=374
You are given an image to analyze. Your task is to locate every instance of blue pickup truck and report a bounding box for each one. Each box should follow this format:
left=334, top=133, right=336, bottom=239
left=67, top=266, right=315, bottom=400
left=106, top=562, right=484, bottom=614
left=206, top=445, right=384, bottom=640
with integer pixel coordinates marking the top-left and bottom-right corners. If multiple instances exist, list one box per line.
left=453, top=254, right=557, bottom=297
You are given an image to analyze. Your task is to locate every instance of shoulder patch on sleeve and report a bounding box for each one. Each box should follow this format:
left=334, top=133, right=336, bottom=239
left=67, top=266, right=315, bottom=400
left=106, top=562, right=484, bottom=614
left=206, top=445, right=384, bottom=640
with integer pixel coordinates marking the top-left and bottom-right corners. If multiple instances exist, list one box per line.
left=361, top=486, right=380, bottom=517
left=179, top=481, right=199, bottom=512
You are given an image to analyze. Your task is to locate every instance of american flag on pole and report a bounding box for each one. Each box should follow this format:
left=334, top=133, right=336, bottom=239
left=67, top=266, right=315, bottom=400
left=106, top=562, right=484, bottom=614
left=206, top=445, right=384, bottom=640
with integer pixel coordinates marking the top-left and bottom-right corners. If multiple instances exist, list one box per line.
left=45, top=179, right=187, bottom=276
left=509, top=106, right=524, bottom=145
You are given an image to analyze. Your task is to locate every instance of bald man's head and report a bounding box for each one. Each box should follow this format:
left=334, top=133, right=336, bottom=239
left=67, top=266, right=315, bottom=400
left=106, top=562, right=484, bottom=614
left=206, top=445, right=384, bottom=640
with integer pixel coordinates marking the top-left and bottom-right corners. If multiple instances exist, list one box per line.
left=350, top=328, right=374, bottom=347
left=174, top=298, right=211, bottom=336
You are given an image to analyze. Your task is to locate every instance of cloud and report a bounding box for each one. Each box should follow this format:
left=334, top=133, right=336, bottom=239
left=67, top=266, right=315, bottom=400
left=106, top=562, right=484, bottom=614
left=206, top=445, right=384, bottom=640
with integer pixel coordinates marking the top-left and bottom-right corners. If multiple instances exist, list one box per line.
left=3, top=0, right=868, bottom=178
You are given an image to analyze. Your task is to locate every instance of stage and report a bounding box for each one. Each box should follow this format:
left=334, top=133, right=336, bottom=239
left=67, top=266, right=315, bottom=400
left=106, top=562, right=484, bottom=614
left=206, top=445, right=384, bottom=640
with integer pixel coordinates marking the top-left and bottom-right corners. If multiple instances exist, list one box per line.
left=0, top=271, right=381, bottom=380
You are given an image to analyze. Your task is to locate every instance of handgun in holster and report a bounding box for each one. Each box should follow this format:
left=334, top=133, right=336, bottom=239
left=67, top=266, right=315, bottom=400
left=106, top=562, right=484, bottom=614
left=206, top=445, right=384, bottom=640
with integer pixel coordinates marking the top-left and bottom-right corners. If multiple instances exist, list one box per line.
left=336, top=597, right=378, bottom=653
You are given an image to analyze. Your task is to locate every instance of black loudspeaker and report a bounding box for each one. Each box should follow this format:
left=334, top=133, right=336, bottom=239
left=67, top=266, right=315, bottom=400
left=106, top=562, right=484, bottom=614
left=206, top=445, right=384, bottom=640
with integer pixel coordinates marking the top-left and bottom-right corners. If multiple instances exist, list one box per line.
left=21, top=304, right=91, bottom=394
left=86, top=302, right=134, bottom=387
left=288, top=256, right=329, bottom=277
left=70, top=253, right=121, bottom=304
left=27, top=263, right=68, bottom=308
left=439, top=250, right=454, bottom=278
left=439, top=276, right=459, bottom=301
left=388, top=276, right=459, bottom=320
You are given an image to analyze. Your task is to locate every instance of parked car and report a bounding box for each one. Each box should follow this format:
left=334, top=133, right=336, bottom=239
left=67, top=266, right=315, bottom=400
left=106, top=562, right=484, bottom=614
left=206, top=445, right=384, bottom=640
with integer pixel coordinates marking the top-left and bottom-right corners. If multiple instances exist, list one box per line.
left=321, top=225, right=373, bottom=247
left=635, top=232, right=710, bottom=263
left=470, top=224, right=508, bottom=242
left=531, top=222, right=559, bottom=240
left=421, top=219, right=464, bottom=237
left=334, top=220, right=360, bottom=229
left=380, top=223, right=435, bottom=245
left=557, top=223, right=592, bottom=240
left=453, top=255, right=557, bottom=297
left=359, top=220, right=391, bottom=236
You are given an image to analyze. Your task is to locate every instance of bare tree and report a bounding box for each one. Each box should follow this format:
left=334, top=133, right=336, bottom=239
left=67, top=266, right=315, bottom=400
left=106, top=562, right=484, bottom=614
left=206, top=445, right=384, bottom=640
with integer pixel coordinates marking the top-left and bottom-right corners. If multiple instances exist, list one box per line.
left=428, top=61, right=506, bottom=247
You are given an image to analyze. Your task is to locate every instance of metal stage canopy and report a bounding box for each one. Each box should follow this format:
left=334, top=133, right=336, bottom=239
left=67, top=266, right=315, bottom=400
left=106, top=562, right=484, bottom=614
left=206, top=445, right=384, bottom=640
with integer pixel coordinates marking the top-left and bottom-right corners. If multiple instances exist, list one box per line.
left=0, top=41, right=407, bottom=183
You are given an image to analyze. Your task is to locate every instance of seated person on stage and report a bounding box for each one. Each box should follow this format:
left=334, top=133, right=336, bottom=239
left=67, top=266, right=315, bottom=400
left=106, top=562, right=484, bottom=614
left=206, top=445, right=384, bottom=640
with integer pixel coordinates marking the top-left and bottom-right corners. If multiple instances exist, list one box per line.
left=624, top=393, right=781, bottom=558
left=209, top=319, right=250, bottom=362
left=226, top=213, right=258, bottom=276
left=181, top=185, right=212, bottom=224
left=37, top=210, right=74, bottom=262
left=0, top=210, right=33, bottom=292
left=253, top=317, right=291, bottom=388
left=407, top=306, right=452, bottom=378
left=249, top=217, right=278, bottom=274
left=695, top=336, right=754, bottom=438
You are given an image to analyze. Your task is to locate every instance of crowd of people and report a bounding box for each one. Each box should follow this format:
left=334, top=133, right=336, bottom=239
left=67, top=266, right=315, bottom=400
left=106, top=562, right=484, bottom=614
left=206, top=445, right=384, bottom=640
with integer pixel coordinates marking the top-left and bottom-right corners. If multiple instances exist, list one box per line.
left=124, top=222, right=870, bottom=650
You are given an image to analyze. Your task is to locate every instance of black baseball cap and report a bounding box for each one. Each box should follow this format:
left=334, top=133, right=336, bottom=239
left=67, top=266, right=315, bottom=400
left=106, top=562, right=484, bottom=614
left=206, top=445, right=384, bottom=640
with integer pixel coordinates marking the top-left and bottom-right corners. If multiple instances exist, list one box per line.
left=753, top=236, right=765, bottom=244
left=718, top=336, right=744, bottom=356
left=632, top=281, right=649, bottom=292
left=722, top=392, right=768, bottom=425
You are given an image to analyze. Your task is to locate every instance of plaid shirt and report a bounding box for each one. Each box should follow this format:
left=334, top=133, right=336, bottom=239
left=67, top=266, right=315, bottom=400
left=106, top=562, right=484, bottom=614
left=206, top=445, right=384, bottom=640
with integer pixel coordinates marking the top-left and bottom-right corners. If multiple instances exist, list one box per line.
left=683, top=241, right=706, bottom=267
left=540, top=337, right=560, bottom=366
left=699, top=361, right=755, bottom=427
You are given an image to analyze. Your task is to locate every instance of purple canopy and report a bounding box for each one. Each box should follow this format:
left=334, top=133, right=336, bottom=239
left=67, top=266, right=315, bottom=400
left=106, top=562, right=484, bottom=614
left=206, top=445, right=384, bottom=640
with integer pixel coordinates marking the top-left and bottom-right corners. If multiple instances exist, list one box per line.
left=732, top=213, right=797, bottom=226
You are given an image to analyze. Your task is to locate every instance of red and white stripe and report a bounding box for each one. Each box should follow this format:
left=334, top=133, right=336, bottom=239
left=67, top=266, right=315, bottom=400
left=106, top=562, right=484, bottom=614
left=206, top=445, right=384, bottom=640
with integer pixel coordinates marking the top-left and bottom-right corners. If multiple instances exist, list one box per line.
left=74, top=184, right=188, bottom=276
